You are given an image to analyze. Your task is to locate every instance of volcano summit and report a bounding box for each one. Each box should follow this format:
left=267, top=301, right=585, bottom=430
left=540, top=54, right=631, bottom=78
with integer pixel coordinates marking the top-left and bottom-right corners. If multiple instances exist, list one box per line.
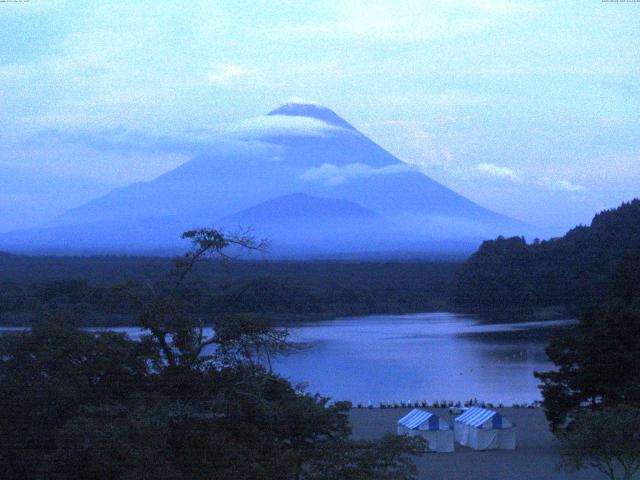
left=0, top=103, right=529, bottom=256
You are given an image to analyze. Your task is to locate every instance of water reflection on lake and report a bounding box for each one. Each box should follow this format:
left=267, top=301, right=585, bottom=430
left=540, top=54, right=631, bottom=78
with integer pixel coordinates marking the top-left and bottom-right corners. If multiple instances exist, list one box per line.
left=271, top=313, right=572, bottom=405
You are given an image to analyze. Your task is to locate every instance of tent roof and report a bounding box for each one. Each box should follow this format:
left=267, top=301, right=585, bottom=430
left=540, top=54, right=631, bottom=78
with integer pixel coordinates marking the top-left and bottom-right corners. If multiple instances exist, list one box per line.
left=455, top=407, right=500, bottom=428
left=397, top=409, right=435, bottom=429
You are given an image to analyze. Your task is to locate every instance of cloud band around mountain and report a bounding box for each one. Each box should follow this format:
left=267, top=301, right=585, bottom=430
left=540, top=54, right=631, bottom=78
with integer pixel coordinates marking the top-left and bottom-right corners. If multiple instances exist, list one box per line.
left=300, top=162, right=418, bottom=186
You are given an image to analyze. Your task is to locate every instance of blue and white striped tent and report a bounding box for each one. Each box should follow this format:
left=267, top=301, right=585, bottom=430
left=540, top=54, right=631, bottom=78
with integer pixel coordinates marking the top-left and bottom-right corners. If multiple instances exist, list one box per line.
left=455, top=407, right=509, bottom=429
left=454, top=407, right=516, bottom=450
left=398, top=409, right=442, bottom=431
left=397, top=409, right=454, bottom=452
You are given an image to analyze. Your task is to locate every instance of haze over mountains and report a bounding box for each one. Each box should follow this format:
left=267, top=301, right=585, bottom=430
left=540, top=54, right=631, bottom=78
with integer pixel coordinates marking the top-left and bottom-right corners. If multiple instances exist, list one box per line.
left=0, top=103, right=531, bottom=257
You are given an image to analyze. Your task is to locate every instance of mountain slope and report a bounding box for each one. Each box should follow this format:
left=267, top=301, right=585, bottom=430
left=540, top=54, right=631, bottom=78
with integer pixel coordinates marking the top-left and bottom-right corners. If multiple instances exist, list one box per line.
left=218, top=193, right=403, bottom=255
left=0, top=102, right=529, bottom=256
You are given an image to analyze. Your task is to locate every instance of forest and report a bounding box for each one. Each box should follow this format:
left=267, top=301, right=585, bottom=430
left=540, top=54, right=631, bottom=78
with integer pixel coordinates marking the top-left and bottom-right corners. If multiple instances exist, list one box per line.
left=450, top=199, right=640, bottom=317
left=3, top=199, right=640, bottom=326
left=0, top=255, right=458, bottom=326
left=0, top=230, right=422, bottom=480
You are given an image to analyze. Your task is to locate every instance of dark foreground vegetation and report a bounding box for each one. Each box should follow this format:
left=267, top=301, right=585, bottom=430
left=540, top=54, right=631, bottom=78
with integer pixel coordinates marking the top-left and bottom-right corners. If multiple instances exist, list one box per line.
left=451, top=199, right=640, bottom=318
left=0, top=230, right=422, bottom=480
left=535, top=252, right=640, bottom=479
left=0, top=254, right=457, bottom=326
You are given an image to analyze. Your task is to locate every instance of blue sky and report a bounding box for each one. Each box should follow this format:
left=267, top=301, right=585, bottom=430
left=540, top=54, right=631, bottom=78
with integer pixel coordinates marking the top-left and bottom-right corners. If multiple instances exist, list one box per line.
left=0, top=0, right=638, bottom=233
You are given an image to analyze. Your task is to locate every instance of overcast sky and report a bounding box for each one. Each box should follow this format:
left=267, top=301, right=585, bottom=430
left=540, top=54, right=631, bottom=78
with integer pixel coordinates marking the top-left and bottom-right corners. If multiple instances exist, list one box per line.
left=1, top=0, right=638, bottom=233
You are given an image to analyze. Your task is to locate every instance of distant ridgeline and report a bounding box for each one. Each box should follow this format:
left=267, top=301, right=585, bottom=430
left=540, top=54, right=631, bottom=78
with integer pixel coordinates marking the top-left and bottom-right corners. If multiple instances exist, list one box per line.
left=450, top=199, right=640, bottom=317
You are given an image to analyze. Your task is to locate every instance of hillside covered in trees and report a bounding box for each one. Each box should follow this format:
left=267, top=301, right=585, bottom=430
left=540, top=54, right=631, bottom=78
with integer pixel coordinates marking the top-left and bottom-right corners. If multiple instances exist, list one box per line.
left=450, top=199, right=640, bottom=316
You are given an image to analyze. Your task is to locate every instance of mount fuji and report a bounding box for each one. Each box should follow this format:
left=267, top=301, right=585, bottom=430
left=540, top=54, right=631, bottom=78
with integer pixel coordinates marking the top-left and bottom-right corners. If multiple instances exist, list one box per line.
left=0, top=103, right=529, bottom=257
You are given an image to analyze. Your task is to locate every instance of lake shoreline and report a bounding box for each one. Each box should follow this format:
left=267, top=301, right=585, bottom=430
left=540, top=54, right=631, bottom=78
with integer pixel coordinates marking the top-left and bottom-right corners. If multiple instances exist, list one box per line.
left=2, top=313, right=565, bottom=404
left=0, top=303, right=575, bottom=328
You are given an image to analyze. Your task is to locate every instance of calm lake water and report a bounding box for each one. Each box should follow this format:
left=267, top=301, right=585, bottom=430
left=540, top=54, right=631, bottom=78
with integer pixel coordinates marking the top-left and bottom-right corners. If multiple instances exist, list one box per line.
left=270, top=313, right=571, bottom=405
left=1, top=312, right=571, bottom=405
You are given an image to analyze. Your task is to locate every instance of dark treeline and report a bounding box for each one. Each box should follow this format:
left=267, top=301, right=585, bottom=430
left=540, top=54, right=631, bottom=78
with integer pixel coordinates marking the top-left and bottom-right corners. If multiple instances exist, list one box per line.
left=0, top=256, right=458, bottom=326
left=450, top=199, right=640, bottom=317
left=536, top=251, right=640, bottom=428
left=0, top=230, right=422, bottom=480
left=534, top=250, right=640, bottom=478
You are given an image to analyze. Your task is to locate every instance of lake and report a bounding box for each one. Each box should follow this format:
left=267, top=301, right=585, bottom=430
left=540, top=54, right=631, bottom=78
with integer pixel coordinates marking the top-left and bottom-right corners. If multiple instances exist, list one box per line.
left=1, top=312, right=570, bottom=405
left=269, top=313, right=571, bottom=405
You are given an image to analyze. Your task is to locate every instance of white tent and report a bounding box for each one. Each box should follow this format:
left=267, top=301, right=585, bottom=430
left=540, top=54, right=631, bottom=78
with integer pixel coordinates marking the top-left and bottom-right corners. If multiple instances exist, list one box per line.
left=454, top=407, right=516, bottom=450
left=397, top=409, right=454, bottom=452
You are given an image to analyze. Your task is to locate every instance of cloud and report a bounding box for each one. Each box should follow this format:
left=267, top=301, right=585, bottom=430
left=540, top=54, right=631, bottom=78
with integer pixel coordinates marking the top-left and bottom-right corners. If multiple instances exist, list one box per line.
left=23, top=111, right=349, bottom=156
left=285, top=97, right=322, bottom=106
left=474, top=163, right=521, bottom=182
left=300, top=162, right=417, bottom=186
left=207, top=64, right=253, bottom=85
left=259, top=0, right=534, bottom=44
left=361, top=120, right=455, bottom=170
left=555, top=180, right=585, bottom=192
left=23, top=127, right=220, bottom=156
left=473, top=164, right=587, bottom=192
left=383, top=91, right=488, bottom=107
left=227, top=115, right=346, bottom=138
left=539, top=178, right=585, bottom=192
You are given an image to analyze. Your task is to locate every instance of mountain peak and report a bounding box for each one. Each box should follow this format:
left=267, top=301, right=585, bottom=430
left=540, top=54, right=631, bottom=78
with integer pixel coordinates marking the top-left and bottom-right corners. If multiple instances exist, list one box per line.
left=267, top=102, right=356, bottom=130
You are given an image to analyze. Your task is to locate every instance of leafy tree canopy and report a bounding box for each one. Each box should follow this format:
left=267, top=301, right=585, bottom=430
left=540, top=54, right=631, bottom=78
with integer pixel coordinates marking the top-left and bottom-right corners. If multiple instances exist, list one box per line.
left=535, top=252, right=640, bottom=429
left=0, top=229, right=423, bottom=480
left=558, top=405, right=640, bottom=480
